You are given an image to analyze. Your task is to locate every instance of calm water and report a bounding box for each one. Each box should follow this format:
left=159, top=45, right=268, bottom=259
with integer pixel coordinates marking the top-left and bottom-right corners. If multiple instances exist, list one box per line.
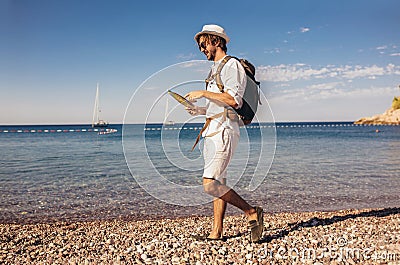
left=0, top=122, right=399, bottom=224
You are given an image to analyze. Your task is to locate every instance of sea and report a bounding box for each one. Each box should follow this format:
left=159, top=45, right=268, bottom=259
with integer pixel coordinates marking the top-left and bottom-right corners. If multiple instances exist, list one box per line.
left=0, top=122, right=399, bottom=224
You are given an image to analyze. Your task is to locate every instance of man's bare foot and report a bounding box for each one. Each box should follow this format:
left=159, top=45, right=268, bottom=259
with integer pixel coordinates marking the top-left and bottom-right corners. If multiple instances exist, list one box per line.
left=208, top=231, right=222, bottom=239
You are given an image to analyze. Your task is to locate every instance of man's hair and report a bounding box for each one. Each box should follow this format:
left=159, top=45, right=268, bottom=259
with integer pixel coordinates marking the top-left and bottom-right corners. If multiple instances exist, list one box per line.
left=197, top=34, right=228, bottom=53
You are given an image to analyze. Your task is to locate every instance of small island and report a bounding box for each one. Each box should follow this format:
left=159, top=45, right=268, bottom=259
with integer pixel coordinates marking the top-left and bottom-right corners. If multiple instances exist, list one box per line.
left=354, top=96, right=400, bottom=125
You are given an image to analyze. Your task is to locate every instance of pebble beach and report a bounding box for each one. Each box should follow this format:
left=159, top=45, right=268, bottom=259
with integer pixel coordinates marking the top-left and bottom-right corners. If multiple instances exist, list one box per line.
left=1, top=208, right=399, bottom=264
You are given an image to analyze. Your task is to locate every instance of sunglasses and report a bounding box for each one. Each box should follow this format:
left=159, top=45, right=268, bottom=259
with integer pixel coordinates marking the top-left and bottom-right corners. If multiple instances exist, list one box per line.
left=198, top=41, right=208, bottom=51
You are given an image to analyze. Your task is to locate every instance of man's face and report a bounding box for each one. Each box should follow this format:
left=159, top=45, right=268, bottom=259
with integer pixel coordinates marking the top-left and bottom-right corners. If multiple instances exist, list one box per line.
left=198, top=36, right=217, bottom=61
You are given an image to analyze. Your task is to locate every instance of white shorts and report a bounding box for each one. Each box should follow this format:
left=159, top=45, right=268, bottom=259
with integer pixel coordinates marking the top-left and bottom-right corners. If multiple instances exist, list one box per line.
left=202, top=128, right=239, bottom=181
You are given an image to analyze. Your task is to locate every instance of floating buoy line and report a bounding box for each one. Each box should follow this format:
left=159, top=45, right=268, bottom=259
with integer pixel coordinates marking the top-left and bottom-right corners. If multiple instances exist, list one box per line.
left=1, top=123, right=396, bottom=134
left=0, top=128, right=118, bottom=134
left=143, top=123, right=396, bottom=131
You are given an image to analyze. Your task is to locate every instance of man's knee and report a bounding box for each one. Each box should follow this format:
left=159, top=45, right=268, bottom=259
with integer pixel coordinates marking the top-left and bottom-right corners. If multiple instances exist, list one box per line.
left=203, top=178, right=220, bottom=196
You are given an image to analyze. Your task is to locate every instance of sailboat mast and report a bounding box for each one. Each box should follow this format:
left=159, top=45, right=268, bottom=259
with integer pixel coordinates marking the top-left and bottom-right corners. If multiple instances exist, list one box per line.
left=96, top=83, right=101, bottom=123
left=165, top=96, right=169, bottom=123
left=92, top=83, right=99, bottom=127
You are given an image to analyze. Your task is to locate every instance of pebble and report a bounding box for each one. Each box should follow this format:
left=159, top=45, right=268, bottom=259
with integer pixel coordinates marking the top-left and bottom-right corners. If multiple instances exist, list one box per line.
left=1, top=208, right=399, bottom=264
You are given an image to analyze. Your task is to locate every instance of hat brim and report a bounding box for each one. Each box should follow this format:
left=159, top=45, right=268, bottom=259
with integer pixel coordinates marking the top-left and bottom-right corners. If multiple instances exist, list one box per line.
left=194, top=30, right=230, bottom=44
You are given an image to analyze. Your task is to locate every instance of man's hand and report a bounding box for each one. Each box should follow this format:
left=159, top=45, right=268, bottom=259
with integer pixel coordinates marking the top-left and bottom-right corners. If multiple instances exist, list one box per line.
left=185, top=106, right=199, bottom=116
left=185, top=91, right=205, bottom=101
left=185, top=106, right=206, bottom=116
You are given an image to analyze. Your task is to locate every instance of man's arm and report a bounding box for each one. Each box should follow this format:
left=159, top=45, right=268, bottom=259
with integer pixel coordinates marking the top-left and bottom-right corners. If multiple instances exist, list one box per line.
left=185, top=90, right=238, bottom=108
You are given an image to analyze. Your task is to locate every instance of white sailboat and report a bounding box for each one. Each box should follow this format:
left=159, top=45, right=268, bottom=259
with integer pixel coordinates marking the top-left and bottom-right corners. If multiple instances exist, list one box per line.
left=163, top=96, right=175, bottom=126
left=92, top=83, right=109, bottom=128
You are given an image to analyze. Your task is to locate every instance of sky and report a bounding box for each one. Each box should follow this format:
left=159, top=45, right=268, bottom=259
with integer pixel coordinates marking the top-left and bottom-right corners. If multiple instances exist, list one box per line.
left=1, top=0, right=399, bottom=124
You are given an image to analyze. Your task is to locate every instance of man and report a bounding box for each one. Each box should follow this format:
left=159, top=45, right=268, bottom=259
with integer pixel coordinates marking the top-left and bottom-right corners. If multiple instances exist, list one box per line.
left=185, top=24, right=263, bottom=242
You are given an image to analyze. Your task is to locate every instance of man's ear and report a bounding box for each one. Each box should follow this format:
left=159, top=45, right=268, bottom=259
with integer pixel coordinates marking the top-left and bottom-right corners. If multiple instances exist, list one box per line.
left=213, top=39, right=221, bottom=48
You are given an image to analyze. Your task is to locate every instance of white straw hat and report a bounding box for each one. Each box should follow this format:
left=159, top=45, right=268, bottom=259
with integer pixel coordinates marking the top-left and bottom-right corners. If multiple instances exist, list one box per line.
left=194, top=24, right=230, bottom=43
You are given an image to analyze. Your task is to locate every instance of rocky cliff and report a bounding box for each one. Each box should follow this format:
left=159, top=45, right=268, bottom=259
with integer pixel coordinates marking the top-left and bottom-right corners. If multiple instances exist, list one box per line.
left=354, top=96, right=400, bottom=125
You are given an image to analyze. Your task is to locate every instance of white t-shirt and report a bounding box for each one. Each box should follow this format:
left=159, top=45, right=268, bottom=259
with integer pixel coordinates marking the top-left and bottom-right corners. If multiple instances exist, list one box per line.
left=203, top=56, right=247, bottom=137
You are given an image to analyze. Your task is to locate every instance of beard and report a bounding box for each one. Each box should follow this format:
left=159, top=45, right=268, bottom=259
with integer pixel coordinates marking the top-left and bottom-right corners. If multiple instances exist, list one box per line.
left=204, top=48, right=216, bottom=61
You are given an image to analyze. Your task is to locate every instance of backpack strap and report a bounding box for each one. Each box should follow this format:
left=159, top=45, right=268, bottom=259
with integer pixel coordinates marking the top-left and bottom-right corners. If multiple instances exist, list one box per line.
left=205, top=69, right=212, bottom=90
left=205, top=55, right=233, bottom=92
left=191, top=112, right=225, bottom=151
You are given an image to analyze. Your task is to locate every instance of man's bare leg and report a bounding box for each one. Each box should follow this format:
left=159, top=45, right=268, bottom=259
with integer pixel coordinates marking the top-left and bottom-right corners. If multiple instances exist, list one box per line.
left=208, top=197, right=227, bottom=239
left=208, top=178, right=227, bottom=239
left=203, top=178, right=258, bottom=221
